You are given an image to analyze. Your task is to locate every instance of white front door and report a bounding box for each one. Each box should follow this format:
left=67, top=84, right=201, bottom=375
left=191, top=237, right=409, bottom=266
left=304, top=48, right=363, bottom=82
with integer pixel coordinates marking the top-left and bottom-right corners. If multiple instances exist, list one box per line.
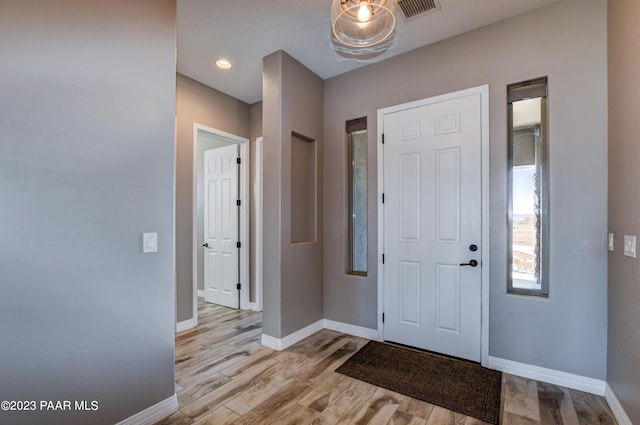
left=204, top=144, right=239, bottom=309
left=382, top=91, right=483, bottom=362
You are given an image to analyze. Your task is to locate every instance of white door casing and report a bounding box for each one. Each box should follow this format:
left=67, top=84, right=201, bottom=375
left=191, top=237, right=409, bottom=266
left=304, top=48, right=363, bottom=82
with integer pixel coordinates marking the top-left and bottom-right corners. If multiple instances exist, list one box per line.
left=378, top=86, right=489, bottom=364
left=204, top=144, right=239, bottom=308
left=252, top=137, right=264, bottom=312
left=189, top=123, right=250, bottom=329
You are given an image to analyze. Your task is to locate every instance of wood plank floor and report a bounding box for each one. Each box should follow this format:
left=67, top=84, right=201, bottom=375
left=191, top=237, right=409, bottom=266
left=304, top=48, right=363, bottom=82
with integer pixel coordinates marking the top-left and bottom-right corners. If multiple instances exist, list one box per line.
left=155, top=299, right=616, bottom=425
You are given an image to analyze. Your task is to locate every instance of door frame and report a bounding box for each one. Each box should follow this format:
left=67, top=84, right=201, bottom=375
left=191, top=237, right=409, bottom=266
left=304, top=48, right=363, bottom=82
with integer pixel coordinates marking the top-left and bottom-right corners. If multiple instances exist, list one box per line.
left=192, top=123, right=250, bottom=323
left=252, top=137, right=264, bottom=312
left=376, top=85, right=490, bottom=367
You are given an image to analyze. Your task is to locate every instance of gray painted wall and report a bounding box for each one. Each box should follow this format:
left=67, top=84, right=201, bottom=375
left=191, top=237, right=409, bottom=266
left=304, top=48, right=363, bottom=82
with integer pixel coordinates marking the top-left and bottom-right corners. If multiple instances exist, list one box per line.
left=0, top=1, right=177, bottom=424
left=263, top=51, right=324, bottom=338
left=175, top=74, right=250, bottom=322
left=607, top=0, right=640, bottom=421
left=323, top=0, right=607, bottom=379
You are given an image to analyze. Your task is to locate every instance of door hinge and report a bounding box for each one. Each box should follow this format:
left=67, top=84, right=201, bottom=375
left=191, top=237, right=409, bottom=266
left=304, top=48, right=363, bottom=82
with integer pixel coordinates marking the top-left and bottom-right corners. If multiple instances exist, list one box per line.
left=236, top=241, right=241, bottom=248
left=236, top=283, right=241, bottom=290
left=382, top=133, right=385, bottom=144
left=236, top=157, right=241, bottom=165
left=382, top=193, right=385, bottom=203
left=382, top=253, right=385, bottom=264
left=382, top=313, right=385, bottom=323
left=236, top=199, right=241, bottom=206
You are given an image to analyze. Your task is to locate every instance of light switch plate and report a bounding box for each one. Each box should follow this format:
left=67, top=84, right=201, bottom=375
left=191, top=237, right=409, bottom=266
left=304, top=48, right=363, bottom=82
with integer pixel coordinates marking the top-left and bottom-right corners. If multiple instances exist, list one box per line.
left=608, top=233, right=614, bottom=252
left=143, top=232, right=158, bottom=253
left=623, top=235, right=636, bottom=258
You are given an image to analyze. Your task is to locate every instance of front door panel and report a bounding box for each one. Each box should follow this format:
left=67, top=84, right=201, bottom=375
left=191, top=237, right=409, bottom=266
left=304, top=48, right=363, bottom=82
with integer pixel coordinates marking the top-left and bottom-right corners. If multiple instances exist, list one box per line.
left=383, top=93, right=482, bottom=362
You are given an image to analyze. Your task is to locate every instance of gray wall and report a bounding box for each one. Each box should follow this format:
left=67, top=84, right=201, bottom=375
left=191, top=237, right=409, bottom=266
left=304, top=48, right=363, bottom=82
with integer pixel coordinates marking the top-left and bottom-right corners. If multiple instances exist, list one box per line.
left=607, top=0, right=640, bottom=421
left=323, top=0, right=607, bottom=379
left=0, top=1, right=177, bottom=424
left=263, top=51, right=324, bottom=338
left=175, top=74, right=250, bottom=322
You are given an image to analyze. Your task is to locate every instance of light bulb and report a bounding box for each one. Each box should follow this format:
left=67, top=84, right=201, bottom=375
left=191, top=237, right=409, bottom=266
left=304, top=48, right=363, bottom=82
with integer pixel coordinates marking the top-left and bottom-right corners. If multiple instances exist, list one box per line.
left=357, top=1, right=371, bottom=22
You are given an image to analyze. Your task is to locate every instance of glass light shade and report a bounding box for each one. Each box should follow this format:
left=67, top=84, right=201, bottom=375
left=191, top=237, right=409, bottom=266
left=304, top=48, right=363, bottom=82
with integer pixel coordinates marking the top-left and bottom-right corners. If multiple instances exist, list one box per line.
left=331, top=0, right=396, bottom=48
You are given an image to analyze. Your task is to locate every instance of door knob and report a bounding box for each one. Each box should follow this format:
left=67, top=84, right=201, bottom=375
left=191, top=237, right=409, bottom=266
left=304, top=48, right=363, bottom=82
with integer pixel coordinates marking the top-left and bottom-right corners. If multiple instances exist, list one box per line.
left=460, top=259, right=478, bottom=267
left=202, top=243, right=209, bottom=248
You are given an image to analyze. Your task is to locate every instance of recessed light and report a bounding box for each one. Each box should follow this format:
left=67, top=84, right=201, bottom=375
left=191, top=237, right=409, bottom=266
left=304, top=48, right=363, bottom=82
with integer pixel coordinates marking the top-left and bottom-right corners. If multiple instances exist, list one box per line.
left=215, top=58, right=232, bottom=70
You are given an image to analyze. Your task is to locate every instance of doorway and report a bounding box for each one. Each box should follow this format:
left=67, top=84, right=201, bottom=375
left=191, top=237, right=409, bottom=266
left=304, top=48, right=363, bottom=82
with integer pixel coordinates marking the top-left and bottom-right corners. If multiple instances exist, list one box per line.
left=203, top=143, right=240, bottom=308
left=192, top=124, right=250, bottom=320
left=377, top=86, right=490, bottom=365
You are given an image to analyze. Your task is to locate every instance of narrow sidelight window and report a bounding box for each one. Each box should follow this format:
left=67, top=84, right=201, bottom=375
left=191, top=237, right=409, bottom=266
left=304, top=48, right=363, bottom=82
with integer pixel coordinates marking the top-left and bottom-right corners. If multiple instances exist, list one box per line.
left=508, top=78, right=549, bottom=296
left=347, top=118, right=368, bottom=275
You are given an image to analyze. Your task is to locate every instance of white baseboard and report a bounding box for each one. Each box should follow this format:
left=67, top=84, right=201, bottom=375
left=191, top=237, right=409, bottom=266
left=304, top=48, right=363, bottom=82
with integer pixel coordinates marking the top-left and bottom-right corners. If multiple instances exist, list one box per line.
left=323, top=319, right=378, bottom=340
left=488, top=356, right=606, bottom=395
left=261, top=320, right=324, bottom=351
left=605, top=383, right=633, bottom=425
left=261, top=318, right=379, bottom=351
left=249, top=302, right=262, bottom=312
left=197, top=289, right=205, bottom=297
left=176, top=318, right=195, bottom=333
left=115, top=394, right=177, bottom=425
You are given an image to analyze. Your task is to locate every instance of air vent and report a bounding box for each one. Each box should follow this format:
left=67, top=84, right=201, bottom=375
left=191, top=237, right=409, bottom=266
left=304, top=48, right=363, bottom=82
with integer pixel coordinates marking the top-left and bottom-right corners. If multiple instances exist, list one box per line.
left=397, top=0, right=440, bottom=21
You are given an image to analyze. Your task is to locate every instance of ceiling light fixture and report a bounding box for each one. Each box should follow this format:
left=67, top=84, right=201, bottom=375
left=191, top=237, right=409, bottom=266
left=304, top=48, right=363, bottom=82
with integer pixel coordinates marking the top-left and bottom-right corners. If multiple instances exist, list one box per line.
left=331, top=0, right=396, bottom=48
left=215, top=58, right=232, bottom=69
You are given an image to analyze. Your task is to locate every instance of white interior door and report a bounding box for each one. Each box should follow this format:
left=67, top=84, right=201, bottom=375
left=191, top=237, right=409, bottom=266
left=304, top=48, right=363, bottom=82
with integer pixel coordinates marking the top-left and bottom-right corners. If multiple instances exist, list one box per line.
left=204, top=144, right=239, bottom=308
left=382, top=92, right=482, bottom=362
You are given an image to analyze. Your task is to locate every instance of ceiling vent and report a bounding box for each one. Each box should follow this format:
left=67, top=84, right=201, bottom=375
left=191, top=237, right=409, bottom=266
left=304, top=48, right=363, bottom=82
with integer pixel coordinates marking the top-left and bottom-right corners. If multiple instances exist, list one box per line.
left=396, top=0, right=440, bottom=21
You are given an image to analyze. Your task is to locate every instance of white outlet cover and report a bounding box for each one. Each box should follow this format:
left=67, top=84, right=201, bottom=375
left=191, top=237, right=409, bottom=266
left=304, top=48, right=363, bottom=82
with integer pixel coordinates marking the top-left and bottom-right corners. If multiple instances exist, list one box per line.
left=623, top=235, right=636, bottom=258
left=143, top=232, right=158, bottom=253
left=608, top=233, right=614, bottom=252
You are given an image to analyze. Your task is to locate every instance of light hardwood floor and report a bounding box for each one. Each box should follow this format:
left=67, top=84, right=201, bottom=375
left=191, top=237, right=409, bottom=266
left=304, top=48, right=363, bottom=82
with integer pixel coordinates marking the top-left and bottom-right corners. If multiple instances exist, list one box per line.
left=156, top=299, right=616, bottom=425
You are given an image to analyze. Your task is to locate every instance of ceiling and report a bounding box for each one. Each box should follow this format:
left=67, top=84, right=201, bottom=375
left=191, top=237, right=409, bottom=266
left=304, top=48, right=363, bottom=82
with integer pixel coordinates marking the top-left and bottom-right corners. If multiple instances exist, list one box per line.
left=177, top=0, right=561, bottom=104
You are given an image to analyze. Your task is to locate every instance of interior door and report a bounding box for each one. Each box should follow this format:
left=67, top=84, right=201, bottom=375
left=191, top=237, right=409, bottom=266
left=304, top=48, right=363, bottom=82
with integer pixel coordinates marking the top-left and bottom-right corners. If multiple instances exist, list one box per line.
left=204, top=144, right=239, bottom=308
left=383, top=92, right=482, bottom=362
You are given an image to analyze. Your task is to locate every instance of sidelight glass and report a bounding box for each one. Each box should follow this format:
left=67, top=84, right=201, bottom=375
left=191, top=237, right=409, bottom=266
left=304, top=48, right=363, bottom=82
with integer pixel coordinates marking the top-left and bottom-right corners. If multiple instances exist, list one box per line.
left=346, top=118, right=368, bottom=275
left=508, top=78, right=549, bottom=296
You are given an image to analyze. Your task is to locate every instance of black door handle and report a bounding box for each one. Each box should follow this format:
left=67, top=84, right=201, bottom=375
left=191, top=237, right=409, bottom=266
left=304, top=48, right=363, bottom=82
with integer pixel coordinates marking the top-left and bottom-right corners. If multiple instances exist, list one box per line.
left=203, top=243, right=209, bottom=248
left=460, top=259, right=478, bottom=267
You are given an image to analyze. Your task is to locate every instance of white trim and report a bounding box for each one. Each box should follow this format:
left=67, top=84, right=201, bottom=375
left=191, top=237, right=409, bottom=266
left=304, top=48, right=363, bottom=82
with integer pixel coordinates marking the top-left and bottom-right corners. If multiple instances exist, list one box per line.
left=249, top=302, right=261, bottom=312
left=376, top=85, right=491, bottom=366
left=176, top=319, right=195, bottom=333
left=488, top=356, right=606, bottom=395
left=260, top=320, right=324, bottom=351
left=190, top=123, right=199, bottom=327
left=323, top=319, right=379, bottom=340
left=197, top=289, right=205, bottom=298
left=253, top=137, right=264, bottom=312
left=260, top=319, right=379, bottom=351
left=114, top=394, right=177, bottom=425
left=479, top=86, right=490, bottom=368
left=605, top=383, right=633, bottom=425
left=173, top=116, right=178, bottom=342
left=376, top=102, right=385, bottom=344
left=238, top=138, right=250, bottom=310
left=192, top=123, right=251, bottom=317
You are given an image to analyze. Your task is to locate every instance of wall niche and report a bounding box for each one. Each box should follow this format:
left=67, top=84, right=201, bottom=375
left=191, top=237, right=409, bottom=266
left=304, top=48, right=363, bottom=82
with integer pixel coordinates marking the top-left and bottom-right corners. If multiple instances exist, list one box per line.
left=290, top=131, right=316, bottom=243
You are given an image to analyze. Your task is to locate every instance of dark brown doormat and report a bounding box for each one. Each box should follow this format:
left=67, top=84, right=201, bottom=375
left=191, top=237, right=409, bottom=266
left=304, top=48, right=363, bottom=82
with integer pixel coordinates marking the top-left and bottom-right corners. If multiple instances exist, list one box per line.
left=336, top=341, right=502, bottom=424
